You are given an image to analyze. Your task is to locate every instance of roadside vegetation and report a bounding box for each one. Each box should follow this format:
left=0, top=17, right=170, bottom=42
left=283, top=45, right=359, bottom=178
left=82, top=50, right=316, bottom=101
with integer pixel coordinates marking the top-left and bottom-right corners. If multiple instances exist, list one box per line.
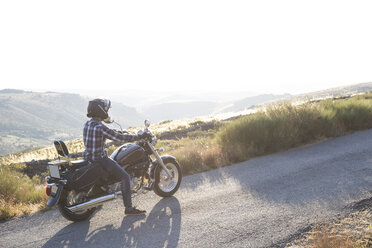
left=1, top=91, right=372, bottom=243
left=165, top=92, right=372, bottom=175
left=287, top=208, right=372, bottom=248
left=0, top=163, right=48, bottom=220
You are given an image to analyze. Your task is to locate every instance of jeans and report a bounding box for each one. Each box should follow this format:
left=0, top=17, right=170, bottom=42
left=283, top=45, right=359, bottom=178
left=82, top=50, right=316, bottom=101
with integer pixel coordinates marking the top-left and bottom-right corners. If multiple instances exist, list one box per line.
left=93, top=156, right=132, bottom=210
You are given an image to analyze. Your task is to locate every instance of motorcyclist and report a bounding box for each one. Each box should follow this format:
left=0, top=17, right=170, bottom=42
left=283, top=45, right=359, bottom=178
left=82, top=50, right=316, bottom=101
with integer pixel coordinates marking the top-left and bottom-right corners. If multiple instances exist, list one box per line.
left=83, top=98, right=149, bottom=215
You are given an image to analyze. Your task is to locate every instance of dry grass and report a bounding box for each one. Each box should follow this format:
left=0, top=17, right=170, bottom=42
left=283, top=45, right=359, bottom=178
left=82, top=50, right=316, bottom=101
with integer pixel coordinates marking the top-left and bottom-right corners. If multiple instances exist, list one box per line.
left=310, top=225, right=362, bottom=248
left=288, top=209, right=372, bottom=248
left=157, top=137, right=227, bottom=175
left=0, top=197, right=48, bottom=220
left=217, top=93, right=372, bottom=163
left=0, top=164, right=48, bottom=220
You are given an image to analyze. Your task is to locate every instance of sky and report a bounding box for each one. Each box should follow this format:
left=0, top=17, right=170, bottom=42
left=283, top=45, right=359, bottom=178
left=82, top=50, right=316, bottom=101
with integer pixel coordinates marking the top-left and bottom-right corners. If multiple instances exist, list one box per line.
left=1, top=0, right=372, bottom=95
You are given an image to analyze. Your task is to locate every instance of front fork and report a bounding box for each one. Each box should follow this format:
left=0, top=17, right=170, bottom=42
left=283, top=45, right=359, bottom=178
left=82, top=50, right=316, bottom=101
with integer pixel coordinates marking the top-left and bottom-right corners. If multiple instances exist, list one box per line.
left=147, top=141, right=173, bottom=179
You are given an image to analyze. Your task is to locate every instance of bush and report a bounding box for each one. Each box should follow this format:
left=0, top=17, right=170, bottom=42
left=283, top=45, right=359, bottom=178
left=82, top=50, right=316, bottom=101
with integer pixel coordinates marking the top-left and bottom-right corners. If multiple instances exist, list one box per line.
left=0, top=164, right=48, bottom=220
left=189, top=120, right=205, bottom=126
left=159, top=138, right=226, bottom=175
left=217, top=96, right=372, bottom=163
left=218, top=103, right=321, bottom=160
left=319, top=98, right=372, bottom=132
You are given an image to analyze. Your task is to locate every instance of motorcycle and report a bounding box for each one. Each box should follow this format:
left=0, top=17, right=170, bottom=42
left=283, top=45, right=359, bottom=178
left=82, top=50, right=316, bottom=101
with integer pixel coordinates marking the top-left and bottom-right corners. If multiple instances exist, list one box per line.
left=45, top=120, right=182, bottom=222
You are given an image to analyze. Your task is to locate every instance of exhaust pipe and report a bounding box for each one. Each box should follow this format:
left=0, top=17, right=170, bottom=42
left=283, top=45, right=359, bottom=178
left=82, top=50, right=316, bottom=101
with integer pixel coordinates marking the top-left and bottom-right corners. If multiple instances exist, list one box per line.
left=67, top=192, right=121, bottom=213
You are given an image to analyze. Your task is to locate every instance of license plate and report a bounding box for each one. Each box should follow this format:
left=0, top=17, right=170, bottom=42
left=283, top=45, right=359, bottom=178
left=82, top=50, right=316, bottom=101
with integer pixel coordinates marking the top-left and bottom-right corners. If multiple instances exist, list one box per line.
left=49, top=165, right=60, bottom=179
left=51, top=185, right=58, bottom=195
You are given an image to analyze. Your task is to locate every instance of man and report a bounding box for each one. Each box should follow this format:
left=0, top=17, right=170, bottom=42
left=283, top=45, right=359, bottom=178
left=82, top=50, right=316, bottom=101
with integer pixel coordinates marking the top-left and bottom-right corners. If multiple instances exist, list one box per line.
left=84, top=98, right=148, bottom=215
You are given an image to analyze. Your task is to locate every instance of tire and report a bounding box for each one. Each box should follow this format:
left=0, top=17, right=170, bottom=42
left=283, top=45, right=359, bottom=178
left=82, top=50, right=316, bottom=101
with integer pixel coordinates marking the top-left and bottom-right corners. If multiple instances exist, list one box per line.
left=58, top=189, right=96, bottom=222
left=154, top=158, right=182, bottom=197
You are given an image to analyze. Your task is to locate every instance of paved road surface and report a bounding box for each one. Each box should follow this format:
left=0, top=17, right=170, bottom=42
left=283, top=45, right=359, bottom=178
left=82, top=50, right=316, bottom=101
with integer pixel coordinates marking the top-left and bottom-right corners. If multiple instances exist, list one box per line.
left=1, top=130, right=372, bottom=248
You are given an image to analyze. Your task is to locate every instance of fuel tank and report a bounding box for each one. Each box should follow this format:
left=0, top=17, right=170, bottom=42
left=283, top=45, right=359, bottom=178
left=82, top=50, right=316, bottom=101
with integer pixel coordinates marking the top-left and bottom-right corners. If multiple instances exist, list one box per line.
left=110, top=143, right=148, bottom=166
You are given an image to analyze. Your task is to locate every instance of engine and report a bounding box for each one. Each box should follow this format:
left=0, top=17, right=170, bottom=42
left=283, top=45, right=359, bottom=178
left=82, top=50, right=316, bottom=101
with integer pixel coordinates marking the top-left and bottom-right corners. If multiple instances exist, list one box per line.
left=130, top=176, right=141, bottom=192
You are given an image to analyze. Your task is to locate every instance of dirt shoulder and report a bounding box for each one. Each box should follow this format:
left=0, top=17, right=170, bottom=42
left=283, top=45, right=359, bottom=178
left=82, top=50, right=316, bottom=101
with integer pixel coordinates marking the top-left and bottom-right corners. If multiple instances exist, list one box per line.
left=286, top=197, right=372, bottom=248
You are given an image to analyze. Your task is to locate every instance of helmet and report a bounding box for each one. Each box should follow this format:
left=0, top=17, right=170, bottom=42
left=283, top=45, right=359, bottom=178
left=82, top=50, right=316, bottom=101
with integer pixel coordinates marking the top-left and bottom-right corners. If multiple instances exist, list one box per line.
left=87, top=99, right=111, bottom=120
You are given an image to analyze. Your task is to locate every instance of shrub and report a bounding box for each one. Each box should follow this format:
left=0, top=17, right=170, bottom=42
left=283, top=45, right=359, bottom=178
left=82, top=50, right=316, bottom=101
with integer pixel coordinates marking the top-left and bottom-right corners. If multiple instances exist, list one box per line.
left=159, top=120, right=172, bottom=125
left=160, top=138, right=226, bottom=175
left=187, top=129, right=216, bottom=140
left=0, top=164, right=48, bottom=220
left=217, top=96, right=372, bottom=163
left=319, top=98, right=372, bottom=132
left=189, top=120, right=205, bottom=126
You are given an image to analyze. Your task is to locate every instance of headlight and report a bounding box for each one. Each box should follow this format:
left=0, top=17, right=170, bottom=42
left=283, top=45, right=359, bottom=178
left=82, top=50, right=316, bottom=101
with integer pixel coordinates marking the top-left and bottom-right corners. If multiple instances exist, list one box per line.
left=151, top=135, right=157, bottom=146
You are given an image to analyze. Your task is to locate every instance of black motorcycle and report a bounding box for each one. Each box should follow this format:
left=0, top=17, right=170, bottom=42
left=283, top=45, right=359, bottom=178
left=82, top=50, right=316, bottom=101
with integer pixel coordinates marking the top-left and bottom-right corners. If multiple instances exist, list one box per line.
left=45, top=120, right=182, bottom=222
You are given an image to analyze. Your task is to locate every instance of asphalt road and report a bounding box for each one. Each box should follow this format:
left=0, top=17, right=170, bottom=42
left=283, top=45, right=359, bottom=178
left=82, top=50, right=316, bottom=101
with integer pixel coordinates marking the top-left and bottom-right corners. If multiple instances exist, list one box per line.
left=1, top=130, right=372, bottom=248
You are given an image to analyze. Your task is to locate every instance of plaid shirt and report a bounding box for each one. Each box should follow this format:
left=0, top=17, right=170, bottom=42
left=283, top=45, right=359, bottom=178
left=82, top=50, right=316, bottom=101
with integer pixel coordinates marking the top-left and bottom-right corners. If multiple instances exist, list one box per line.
left=83, top=119, right=137, bottom=161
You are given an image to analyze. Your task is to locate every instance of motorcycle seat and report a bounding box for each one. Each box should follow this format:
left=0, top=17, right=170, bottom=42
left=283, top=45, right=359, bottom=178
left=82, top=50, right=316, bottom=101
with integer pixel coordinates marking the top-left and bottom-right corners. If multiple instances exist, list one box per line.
left=70, top=159, right=89, bottom=169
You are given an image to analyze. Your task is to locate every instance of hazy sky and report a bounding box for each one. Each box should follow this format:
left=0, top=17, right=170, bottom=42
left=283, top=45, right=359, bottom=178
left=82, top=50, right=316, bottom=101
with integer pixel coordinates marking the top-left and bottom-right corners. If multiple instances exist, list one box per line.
left=1, top=1, right=372, bottom=95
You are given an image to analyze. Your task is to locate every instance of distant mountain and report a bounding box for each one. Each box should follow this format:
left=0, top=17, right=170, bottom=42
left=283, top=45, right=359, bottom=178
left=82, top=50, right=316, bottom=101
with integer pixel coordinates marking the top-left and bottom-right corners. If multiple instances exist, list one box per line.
left=142, top=101, right=218, bottom=122
left=0, top=90, right=143, bottom=154
left=139, top=82, right=372, bottom=123
left=216, top=94, right=291, bottom=113
left=288, top=82, right=372, bottom=101
left=141, top=94, right=290, bottom=122
left=64, top=89, right=257, bottom=107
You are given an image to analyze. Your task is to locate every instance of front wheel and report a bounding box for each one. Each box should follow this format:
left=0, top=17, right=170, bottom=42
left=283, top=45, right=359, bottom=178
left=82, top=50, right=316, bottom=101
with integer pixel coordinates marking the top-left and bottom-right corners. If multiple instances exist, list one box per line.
left=58, top=189, right=96, bottom=222
left=154, top=158, right=182, bottom=197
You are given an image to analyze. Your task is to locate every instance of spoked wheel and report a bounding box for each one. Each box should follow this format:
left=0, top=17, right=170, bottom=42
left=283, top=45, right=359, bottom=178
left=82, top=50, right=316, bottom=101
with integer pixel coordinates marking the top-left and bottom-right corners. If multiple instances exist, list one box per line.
left=154, top=158, right=182, bottom=197
left=58, top=189, right=96, bottom=222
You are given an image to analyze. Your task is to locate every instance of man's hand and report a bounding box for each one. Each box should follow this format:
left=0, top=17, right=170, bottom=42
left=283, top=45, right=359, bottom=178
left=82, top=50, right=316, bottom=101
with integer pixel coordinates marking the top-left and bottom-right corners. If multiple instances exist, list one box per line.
left=137, top=132, right=152, bottom=141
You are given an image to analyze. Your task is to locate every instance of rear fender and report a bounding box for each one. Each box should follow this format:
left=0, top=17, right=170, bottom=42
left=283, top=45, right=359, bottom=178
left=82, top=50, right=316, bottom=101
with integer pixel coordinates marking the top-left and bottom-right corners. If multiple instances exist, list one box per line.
left=46, top=184, right=64, bottom=207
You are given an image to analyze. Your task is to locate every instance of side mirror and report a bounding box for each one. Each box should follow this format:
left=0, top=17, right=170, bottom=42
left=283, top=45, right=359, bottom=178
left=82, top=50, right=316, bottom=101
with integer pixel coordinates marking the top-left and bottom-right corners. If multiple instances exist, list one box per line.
left=144, top=120, right=151, bottom=128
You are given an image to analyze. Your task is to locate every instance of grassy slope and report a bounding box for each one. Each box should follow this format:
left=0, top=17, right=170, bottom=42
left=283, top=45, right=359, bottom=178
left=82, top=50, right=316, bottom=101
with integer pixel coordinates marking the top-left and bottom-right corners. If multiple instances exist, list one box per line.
left=0, top=164, right=49, bottom=220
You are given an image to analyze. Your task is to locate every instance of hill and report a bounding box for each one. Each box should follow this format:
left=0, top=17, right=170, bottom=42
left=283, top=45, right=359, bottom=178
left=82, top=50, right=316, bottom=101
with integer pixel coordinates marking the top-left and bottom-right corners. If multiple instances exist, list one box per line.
left=0, top=90, right=143, bottom=154
left=141, top=101, right=218, bottom=122
left=288, top=82, right=372, bottom=102
left=215, top=93, right=291, bottom=113
left=141, top=94, right=290, bottom=122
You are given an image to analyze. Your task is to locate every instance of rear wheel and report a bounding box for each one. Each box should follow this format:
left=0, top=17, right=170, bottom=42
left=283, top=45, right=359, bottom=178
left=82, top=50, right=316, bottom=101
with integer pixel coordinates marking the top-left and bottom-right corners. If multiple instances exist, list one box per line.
left=58, top=189, right=96, bottom=222
left=154, top=158, right=182, bottom=197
